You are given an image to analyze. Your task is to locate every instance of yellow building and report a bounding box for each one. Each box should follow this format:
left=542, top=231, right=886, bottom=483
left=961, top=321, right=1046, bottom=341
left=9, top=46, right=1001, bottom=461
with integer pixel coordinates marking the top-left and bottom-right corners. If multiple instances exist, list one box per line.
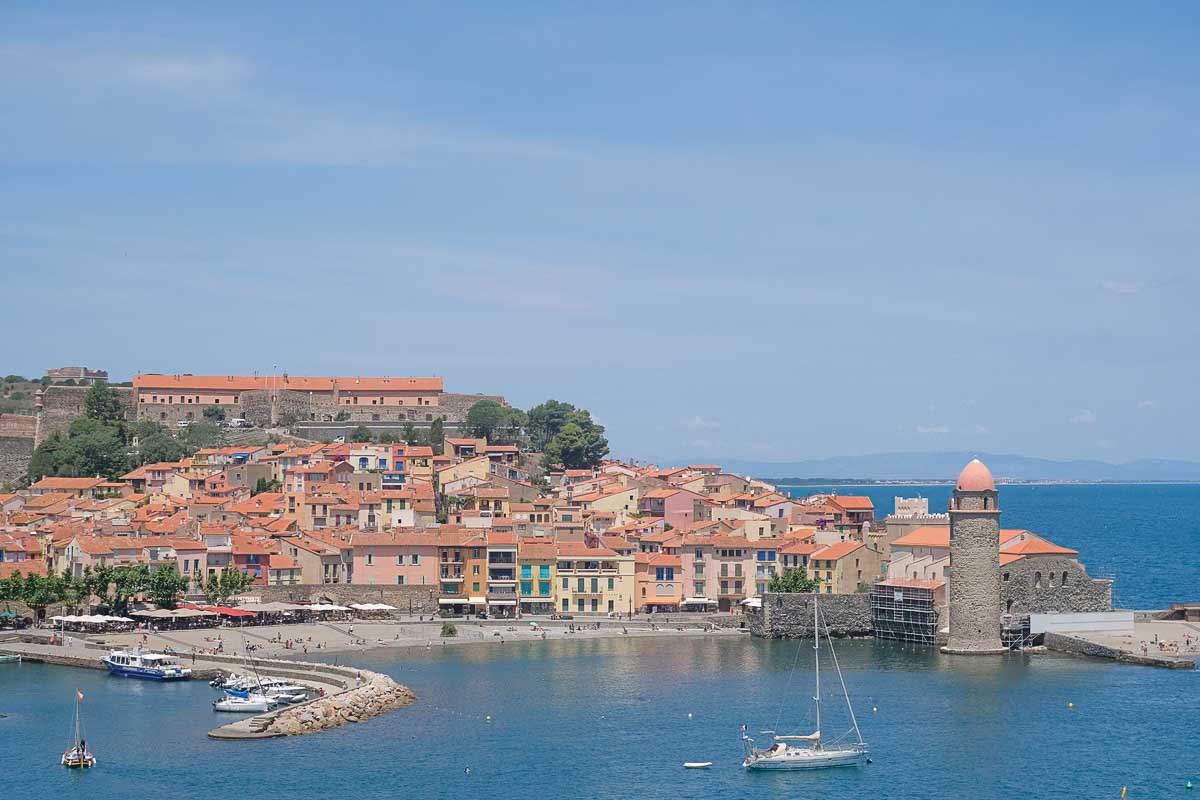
left=810, top=541, right=881, bottom=594
left=555, top=542, right=635, bottom=616
left=436, top=455, right=491, bottom=491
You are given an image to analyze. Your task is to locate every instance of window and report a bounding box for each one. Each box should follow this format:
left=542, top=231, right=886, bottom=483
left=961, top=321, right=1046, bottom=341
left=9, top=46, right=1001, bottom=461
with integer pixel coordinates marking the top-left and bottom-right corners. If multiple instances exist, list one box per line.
left=1062, top=571, right=1069, bottom=586
left=1034, top=571, right=1042, bottom=588
left=590, top=578, right=599, bottom=593
left=472, top=582, right=480, bottom=592
left=521, top=581, right=532, bottom=595
left=539, top=564, right=550, bottom=579
left=608, top=600, right=614, bottom=613
left=562, top=577, right=569, bottom=589
left=396, top=575, right=405, bottom=585
left=521, top=564, right=532, bottom=579
left=473, top=565, right=480, bottom=576
left=577, top=578, right=585, bottom=591
left=396, top=555, right=403, bottom=566
left=365, top=553, right=373, bottom=566
left=734, top=580, right=742, bottom=592
left=539, top=581, right=550, bottom=596
left=608, top=577, right=614, bottom=589
left=562, top=599, right=568, bottom=611
left=1003, top=572, right=1010, bottom=582
left=577, top=599, right=584, bottom=612
left=411, top=554, right=419, bottom=565
left=734, top=564, right=742, bottom=577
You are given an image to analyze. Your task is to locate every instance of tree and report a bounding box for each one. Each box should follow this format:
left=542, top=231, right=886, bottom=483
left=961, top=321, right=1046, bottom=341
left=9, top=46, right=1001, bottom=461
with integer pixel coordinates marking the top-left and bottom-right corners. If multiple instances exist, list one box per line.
left=177, top=422, right=221, bottom=451
left=134, top=423, right=187, bottom=465
left=3, top=374, right=26, bottom=383
left=335, top=410, right=350, bottom=422
left=203, top=566, right=255, bottom=606
left=27, top=431, right=66, bottom=480
left=767, top=567, right=817, bottom=594
left=466, top=400, right=509, bottom=441
left=377, top=429, right=400, bottom=444
left=145, top=566, right=190, bottom=609
left=402, top=422, right=418, bottom=444
left=202, top=406, right=226, bottom=421
left=0, top=572, right=26, bottom=611
left=57, top=418, right=129, bottom=479
left=542, top=409, right=608, bottom=470
left=253, top=477, right=282, bottom=495
left=84, top=380, right=125, bottom=424
left=429, top=417, right=445, bottom=454
left=19, top=573, right=66, bottom=619
left=350, top=425, right=374, bottom=443
left=527, top=400, right=578, bottom=450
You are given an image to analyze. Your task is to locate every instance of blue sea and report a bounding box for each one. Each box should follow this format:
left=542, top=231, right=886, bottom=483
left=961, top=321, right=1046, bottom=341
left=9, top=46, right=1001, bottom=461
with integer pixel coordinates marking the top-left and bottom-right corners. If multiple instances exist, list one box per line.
left=2, top=485, right=1197, bottom=799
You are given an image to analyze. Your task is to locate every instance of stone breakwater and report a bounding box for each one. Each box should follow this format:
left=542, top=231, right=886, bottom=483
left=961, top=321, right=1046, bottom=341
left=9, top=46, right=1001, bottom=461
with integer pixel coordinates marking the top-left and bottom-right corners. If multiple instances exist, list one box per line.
left=266, top=671, right=416, bottom=736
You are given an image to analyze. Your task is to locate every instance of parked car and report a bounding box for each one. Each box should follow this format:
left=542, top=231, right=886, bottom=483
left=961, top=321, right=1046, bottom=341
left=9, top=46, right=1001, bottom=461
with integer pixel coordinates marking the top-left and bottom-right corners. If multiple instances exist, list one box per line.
left=550, top=613, right=574, bottom=620
left=176, top=419, right=193, bottom=428
left=227, top=418, right=251, bottom=428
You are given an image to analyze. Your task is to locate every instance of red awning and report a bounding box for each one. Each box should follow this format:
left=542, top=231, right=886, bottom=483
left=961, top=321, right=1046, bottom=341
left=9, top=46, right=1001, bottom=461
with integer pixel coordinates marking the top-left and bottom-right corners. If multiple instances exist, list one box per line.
left=203, top=606, right=257, bottom=618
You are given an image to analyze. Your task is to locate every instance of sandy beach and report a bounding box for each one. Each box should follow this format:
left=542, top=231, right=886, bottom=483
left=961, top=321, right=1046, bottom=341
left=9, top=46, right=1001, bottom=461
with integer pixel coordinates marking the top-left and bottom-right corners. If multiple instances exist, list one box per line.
left=94, top=617, right=744, bottom=662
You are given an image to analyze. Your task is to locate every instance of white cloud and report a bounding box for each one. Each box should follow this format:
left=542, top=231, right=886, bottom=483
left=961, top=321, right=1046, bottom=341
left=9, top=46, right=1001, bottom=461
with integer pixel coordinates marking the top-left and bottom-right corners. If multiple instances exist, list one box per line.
left=1137, top=399, right=1155, bottom=409
left=916, top=424, right=950, bottom=434
left=683, top=415, right=720, bottom=430
left=1069, top=410, right=1097, bottom=424
left=125, top=53, right=251, bottom=89
left=973, top=424, right=990, bottom=434
left=1101, top=279, right=1146, bottom=295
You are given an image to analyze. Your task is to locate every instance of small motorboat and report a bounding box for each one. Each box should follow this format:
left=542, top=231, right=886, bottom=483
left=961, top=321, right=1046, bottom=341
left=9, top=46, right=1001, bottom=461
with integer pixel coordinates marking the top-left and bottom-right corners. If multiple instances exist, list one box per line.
left=213, top=694, right=270, bottom=713
left=683, top=762, right=713, bottom=769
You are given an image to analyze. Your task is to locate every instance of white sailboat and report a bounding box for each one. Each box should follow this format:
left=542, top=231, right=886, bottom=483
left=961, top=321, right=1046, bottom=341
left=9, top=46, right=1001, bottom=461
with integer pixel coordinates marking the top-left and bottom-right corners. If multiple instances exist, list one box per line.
left=742, top=592, right=868, bottom=770
left=61, top=690, right=97, bottom=768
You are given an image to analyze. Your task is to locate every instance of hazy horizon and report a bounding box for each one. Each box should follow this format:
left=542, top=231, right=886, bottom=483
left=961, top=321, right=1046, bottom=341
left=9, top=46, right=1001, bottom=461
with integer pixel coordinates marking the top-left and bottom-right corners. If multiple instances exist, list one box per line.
left=4, top=3, right=1197, bottom=464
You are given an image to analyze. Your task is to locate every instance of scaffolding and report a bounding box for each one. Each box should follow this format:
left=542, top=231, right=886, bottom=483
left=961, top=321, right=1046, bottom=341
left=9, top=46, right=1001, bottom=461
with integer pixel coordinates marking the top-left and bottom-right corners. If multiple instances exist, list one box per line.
left=870, top=581, right=941, bottom=645
left=1001, top=614, right=1033, bottom=649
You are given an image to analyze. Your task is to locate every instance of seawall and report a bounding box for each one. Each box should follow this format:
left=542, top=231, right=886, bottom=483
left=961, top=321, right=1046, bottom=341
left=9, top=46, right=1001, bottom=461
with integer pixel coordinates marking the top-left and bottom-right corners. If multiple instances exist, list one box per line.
left=748, top=593, right=873, bottom=638
left=1043, top=632, right=1195, bottom=670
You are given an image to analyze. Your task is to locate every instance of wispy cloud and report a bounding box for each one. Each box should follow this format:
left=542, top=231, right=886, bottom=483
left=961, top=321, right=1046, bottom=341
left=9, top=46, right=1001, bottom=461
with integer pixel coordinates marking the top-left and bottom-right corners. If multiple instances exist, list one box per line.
left=683, top=415, right=720, bottom=430
left=916, top=424, right=950, bottom=434
left=1069, top=410, right=1097, bottom=424
left=973, top=424, right=990, bottom=434
left=1137, top=399, right=1155, bottom=409
left=1101, top=279, right=1146, bottom=295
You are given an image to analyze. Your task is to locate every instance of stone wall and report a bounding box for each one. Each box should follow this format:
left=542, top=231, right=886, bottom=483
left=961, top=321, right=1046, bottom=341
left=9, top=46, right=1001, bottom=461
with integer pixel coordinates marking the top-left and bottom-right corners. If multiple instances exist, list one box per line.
left=265, top=669, right=415, bottom=736
left=945, top=493, right=1005, bottom=653
left=1001, top=557, right=1112, bottom=615
left=38, top=385, right=135, bottom=444
left=250, top=584, right=440, bottom=614
left=749, top=592, right=873, bottom=638
left=0, top=414, right=36, bottom=488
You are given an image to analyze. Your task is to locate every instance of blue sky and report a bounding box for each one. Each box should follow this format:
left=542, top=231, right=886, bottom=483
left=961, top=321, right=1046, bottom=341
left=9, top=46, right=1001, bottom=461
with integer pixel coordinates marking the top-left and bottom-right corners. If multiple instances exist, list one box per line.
left=3, top=3, right=1197, bottom=464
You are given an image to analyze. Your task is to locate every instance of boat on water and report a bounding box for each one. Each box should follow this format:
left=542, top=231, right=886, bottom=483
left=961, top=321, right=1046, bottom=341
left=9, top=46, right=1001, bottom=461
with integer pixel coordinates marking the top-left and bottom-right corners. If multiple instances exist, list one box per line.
left=102, top=647, right=191, bottom=680
left=742, top=592, right=868, bottom=771
left=213, top=691, right=271, bottom=713
left=61, top=690, right=97, bottom=768
left=0, top=654, right=21, bottom=664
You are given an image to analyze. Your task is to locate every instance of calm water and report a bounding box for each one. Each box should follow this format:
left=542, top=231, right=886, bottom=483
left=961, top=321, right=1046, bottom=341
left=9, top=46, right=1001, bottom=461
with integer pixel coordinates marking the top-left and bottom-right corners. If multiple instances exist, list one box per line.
left=778, top=483, right=1200, bottom=608
left=2, top=637, right=1197, bottom=800
left=2, top=484, right=1198, bottom=798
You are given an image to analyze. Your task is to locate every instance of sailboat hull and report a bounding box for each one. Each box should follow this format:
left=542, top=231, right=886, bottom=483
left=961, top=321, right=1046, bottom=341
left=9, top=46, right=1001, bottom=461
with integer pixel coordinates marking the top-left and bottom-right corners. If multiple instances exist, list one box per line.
left=744, top=746, right=866, bottom=770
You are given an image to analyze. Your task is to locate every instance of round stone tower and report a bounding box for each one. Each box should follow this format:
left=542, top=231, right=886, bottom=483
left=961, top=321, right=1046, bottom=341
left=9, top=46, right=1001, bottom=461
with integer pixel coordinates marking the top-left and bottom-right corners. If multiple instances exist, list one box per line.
left=941, top=458, right=1007, bottom=655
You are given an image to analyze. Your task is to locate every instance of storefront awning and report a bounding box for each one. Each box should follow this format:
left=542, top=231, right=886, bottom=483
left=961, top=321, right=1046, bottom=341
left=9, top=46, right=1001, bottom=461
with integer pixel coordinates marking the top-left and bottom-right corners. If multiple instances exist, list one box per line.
left=488, top=600, right=516, bottom=606
left=683, top=597, right=717, bottom=605
left=467, top=596, right=486, bottom=604
left=438, top=598, right=466, bottom=605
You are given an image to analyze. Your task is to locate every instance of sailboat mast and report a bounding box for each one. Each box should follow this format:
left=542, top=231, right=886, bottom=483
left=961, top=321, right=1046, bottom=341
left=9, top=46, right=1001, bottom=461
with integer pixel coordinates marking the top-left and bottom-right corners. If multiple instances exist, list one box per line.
left=813, top=591, right=820, bottom=746
left=74, top=695, right=81, bottom=746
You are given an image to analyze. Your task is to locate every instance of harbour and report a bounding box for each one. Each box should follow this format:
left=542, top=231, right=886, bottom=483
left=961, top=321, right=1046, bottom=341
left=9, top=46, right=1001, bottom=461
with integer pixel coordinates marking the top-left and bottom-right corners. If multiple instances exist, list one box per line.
left=2, top=634, right=1197, bottom=800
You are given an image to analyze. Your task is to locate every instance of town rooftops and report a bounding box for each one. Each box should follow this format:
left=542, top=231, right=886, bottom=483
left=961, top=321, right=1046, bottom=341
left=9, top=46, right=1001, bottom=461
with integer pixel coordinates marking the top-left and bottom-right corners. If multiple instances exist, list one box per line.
left=31, top=477, right=105, bottom=491
left=828, top=495, right=874, bottom=511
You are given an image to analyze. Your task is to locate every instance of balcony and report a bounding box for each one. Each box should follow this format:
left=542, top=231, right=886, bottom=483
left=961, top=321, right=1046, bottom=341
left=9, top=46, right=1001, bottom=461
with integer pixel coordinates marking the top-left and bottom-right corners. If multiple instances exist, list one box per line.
left=488, top=572, right=516, bottom=583
left=487, top=587, right=518, bottom=598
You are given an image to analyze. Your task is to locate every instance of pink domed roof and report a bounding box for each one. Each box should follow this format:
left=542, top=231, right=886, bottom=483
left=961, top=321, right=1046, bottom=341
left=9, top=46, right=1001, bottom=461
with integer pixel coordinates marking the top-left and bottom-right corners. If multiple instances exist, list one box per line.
left=956, top=458, right=995, bottom=492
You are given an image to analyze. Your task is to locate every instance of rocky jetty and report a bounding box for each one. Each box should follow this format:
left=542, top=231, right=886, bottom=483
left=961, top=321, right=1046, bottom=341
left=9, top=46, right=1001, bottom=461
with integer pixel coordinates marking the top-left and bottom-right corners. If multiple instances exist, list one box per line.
left=264, top=670, right=415, bottom=736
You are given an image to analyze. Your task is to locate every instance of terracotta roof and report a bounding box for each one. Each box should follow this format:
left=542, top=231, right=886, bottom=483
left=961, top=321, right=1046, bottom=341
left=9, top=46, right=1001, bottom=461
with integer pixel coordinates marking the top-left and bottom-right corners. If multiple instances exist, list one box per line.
left=518, top=541, right=558, bottom=559
left=135, top=374, right=443, bottom=393
left=811, top=541, right=865, bottom=561
left=642, top=488, right=681, bottom=499
left=32, top=477, right=104, bottom=491
left=828, top=495, right=874, bottom=511
left=556, top=542, right=619, bottom=558
left=0, top=561, right=47, bottom=578
left=1001, top=536, right=1078, bottom=556
left=648, top=553, right=682, bottom=568
left=268, top=554, right=300, bottom=569
left=486, top=530, right=517, bottom=546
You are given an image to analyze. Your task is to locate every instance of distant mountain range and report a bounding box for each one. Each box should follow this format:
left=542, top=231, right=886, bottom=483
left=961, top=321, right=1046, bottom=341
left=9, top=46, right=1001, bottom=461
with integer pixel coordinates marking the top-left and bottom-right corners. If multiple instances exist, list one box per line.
left=704, top=451, right=1200, bottom=482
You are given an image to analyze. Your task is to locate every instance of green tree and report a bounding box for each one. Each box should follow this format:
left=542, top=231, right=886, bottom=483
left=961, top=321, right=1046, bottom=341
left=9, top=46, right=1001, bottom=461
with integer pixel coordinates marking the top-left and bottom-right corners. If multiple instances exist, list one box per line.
left=178, top=422, right=221, bottom=451
left=20, top=573, right=66, bottom=619
left=767, top=567, right=817, bottom=594
left=84, top=380, right=125, bottom=424
left=203, top=566, right=254, bottom=606
left=377, top=429, right=400, bottom=444
left=335, top=410, right=350, bottom=422
left=145, top=566, right=190, bottom=609
left=57, top=418, right=129, bottom=479
left=0, top=572, right=27, bottom=611
left=3, top=374, right=26, bottom=383
left=350, top=425, right=374, bottom=443
left=27, top=431, right=66, bottom=480
left=402, top=422, right=418, bottom=444
left=133, top=422, right=188, bottom=465
left=429, top=417, right=445, bottom=454
left=59, top=570, right=87, bottom=611
left=527, top=399, right=577, bottom=450
left=252, top=477, right=282, bottom=495
left=202, top=406, right=226, bottom=421
left=542, top=410, right=609, bottom=470
left=466, top=400, right=508, bottom=441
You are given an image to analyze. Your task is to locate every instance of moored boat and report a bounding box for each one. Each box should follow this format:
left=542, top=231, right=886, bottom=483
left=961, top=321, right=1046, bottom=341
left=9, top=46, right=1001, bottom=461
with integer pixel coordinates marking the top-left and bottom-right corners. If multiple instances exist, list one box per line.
left=102, top=648, right=191, bottom=680
left=742, top=592, right=868, bottom=771
left=213, top=693, right=271, bottom=713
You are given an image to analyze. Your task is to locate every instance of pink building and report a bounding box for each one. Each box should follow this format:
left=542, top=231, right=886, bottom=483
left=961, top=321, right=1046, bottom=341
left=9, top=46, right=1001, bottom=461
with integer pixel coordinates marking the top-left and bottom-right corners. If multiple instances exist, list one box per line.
left=350, top=530, right=440, bottom=587
left=639, top=488, right=708, bottom=530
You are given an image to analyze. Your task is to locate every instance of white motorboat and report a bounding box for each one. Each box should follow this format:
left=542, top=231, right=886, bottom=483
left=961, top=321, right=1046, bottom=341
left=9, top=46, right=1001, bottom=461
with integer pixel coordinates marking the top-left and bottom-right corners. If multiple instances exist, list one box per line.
left=742, top=592, right=868, bottom=771
left=212, top=693, right=270, bottom=713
